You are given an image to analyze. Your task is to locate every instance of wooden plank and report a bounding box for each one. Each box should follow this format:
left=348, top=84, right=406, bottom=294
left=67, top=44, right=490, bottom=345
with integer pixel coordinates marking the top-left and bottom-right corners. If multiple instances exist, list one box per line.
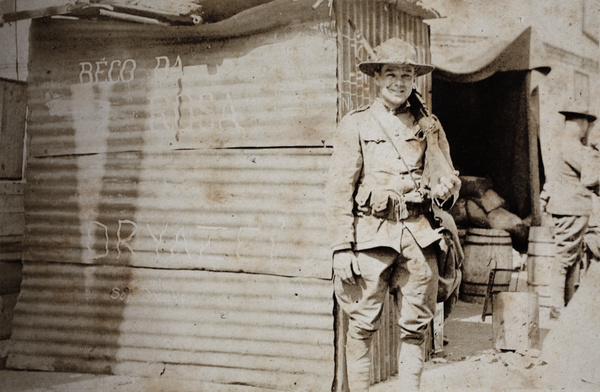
left=0, top=236, right=22, bottom=262
left=433, top=302, right=444, bottom=353
left=0, top=213, right=24, bottom=236
left=0, top=81, right=26, bottom=179
left=0, top=182, right=24, bottom=196
left=0, top=261, right=22, bottom=295
left=333, top=302, right=348, bottom=392
left=1, top=3, right=89, bottom=23
left=391, top=297, right=398, bottom=374
left=0, top=293, right=19, bottom=339
left=382, top=293, right=390, bottom=381
left=0, top=194, right=24, bottom=213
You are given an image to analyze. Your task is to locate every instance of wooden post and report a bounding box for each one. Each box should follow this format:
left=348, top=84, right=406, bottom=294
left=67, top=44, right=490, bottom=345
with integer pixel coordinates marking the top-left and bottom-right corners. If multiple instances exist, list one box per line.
left=492, top=292, right=540, bottom=351
left=433, top=302, right=444, bottom=353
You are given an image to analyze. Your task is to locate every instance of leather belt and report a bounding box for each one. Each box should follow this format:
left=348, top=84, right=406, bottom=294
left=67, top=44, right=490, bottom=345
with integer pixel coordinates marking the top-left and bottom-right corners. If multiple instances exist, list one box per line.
left=370, top=197, right=430, bottom=221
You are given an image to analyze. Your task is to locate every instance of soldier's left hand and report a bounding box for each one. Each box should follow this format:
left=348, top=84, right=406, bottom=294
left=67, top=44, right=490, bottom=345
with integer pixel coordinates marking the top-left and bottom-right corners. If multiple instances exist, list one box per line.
left=431, top=174, right=461, bottom=201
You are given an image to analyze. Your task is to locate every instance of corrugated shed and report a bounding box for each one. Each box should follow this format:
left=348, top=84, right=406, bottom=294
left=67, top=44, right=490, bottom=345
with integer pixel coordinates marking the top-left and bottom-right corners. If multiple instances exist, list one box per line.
left=23, top=16, right=336, bottom=279
left=8, top=262, right=335, bottom=390
left=24, top=148, right=332, bottom=279
left=8, top=9, right=338, bottom=391
left=333, top=1, right=433, bottom=389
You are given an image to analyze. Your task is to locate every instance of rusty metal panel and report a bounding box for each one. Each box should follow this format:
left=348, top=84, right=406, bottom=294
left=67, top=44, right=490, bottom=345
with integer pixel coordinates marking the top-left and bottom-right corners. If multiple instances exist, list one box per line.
left=25, top=148, right=332, bottom=279
left=336, top=0, right=432, bottom=119
left=7, top=261, right=335, bottom=391
left=26, top=17, right=337, bottom=157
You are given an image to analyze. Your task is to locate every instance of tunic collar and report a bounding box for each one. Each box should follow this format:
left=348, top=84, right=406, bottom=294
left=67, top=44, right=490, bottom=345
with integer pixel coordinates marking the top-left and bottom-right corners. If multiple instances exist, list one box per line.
left=375, top=98, right=412, bottom=115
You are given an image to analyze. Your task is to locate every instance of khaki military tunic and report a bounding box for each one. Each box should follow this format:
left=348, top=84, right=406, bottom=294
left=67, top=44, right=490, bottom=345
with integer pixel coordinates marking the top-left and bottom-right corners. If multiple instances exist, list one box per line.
left=326, top=99, right=457, bottom=253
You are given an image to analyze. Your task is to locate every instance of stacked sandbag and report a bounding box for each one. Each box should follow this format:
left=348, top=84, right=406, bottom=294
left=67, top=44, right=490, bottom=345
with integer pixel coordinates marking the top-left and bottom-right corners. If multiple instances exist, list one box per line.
left=450, top=176, right=529, bottom=252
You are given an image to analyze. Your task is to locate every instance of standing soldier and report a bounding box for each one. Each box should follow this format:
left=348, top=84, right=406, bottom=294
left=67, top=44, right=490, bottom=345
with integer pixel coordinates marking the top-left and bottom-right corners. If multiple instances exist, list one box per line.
left=327, top=38, right=461, bottom=392
left=545, top=105, right=599, bottom=319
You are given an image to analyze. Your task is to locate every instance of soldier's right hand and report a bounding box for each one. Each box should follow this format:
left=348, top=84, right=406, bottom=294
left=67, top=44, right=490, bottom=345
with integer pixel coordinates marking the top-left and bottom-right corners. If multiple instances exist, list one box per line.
left=333, top=250, right=361, bottom=284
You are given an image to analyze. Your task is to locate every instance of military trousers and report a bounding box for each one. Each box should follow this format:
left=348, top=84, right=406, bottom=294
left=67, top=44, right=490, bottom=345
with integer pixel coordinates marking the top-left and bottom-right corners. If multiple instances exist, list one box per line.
left=334, top=227, right=438, bottom=391
left=551, top=214, right=589, bottom=310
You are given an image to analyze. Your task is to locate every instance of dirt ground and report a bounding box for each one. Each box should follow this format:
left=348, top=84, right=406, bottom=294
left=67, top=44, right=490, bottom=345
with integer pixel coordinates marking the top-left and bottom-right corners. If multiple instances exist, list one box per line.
left=371, top=298, right=597, bottom=392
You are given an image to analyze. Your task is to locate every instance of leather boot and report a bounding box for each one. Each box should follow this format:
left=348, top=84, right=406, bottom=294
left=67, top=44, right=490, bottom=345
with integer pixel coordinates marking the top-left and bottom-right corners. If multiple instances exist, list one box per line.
left=549, top=265, right=567, bottom=318
left=346, top=336, right=372, bottom=392
left=397, top=340, right=425, bottom=392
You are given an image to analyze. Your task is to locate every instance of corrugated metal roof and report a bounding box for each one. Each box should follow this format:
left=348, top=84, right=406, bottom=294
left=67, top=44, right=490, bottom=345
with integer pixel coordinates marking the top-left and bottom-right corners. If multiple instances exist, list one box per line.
left=1, top=0, right=325, bottom=28
left=8, top=261, right=335, bottom=390
left=0, top=0, right=202, bottom=24
left=2, top=0, right=438, bottom=25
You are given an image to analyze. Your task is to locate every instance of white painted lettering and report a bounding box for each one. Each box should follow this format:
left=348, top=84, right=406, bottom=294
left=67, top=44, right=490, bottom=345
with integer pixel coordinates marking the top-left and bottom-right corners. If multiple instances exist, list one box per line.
left=146, top=223, right=169, bottom=256
left=170, top=226, right=191, bottom=258
left=79, top=58, right=137, bottom=84
left=116, top=220, right=138, bottom=258
left=87, top=221, right=109, bottom=259
left=94, top=58, right=108, bottom=83
left=120, top=59, right=136, bottom=83
left=155, top=56, right=170, bottom=69
left=173, top=55, right=183, bottom=70
left=79, top=62, right=94, bottom=84
left=108, top=60, right=122, bottom=82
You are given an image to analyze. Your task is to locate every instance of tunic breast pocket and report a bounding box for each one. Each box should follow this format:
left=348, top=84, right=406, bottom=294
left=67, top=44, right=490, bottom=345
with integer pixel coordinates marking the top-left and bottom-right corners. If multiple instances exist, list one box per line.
left=362, top=137, right=386, bottom=145
left=361, top=129, right=388, bottom=154
left=362, top=137, right=396, bottom=164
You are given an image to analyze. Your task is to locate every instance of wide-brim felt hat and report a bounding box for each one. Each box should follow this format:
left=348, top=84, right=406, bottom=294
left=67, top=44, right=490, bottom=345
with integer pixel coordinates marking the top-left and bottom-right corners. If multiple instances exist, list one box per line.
left=559, top=104, right=597, bottom=122
left=358, top=37, right=435, bottom=77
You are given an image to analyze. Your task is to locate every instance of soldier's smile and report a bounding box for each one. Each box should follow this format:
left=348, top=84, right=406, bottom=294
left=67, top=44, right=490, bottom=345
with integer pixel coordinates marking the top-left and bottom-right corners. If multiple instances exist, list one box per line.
left=375, top=64, right=415, bottom=109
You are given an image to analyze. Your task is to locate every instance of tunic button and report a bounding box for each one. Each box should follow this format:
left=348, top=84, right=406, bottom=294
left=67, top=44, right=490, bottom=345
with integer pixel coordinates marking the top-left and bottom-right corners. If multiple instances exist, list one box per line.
left=394, top=133, right=399, bottom=137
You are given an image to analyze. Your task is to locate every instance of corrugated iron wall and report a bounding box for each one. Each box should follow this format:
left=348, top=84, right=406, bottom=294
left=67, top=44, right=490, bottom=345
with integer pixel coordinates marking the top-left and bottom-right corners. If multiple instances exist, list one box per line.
left=334, top=1, right=433, bottom=390
left=9, top=262, right=334, bottom=390
left=23, top=149, right=332, bottom=279
left=8, top=12, right=338, bottom=391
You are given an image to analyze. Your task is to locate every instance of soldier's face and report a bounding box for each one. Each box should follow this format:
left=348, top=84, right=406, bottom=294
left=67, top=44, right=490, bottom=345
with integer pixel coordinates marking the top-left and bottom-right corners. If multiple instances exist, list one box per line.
left=375, top=65, right=416, bottom=108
